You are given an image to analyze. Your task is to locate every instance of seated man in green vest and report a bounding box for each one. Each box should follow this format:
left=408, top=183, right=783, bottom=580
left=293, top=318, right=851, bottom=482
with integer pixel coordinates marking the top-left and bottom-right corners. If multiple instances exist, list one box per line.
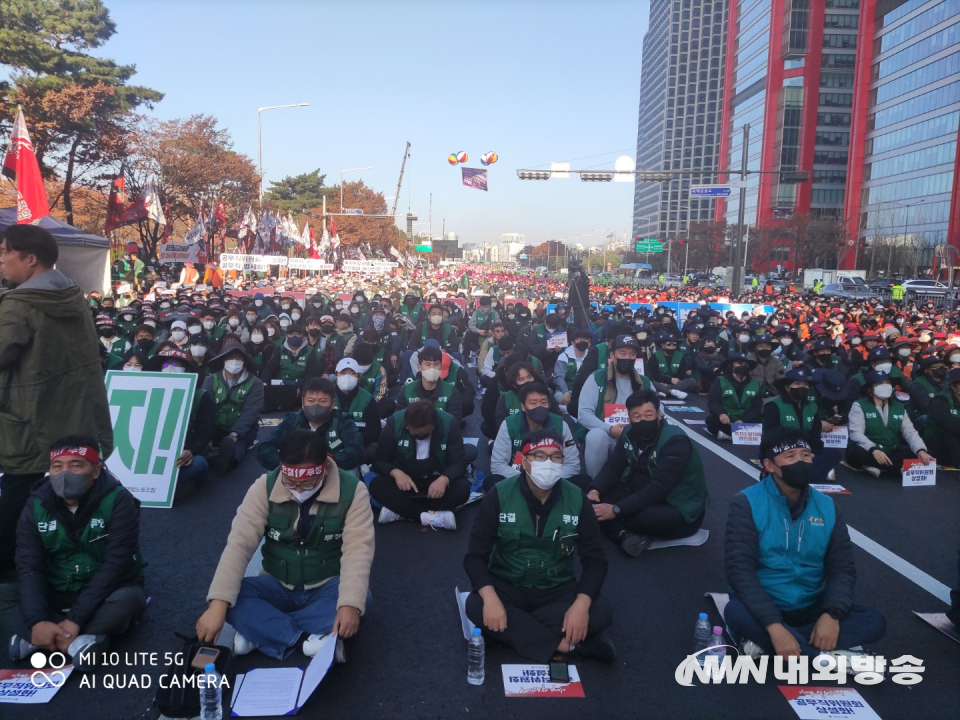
left=396, top=344, right=464, bottom=422
left=648, top=333, right=695, bottom=397
left=196, top=430, right=374, bottom=661
left=846, top=370, right=933, bottom=477
left=261, top=322, right=321, bottom=412
left=724, top=427, right=886, bottom=658
left=763, top=368, right=841, bottom=484
left=203, top=342, right=265, bottom=475
left=554, top=328, right=591, bottom=411
left=463, top=428, right=615, bottom=664
left=906, top=355, right=946, bottom=431
left=490, top=382, right=585, bottom=490
left=847, top=346, right=912, bottom=408
left=478, top=323, right=509, bottom=387
left=369, top=400, right=471, bottom=529
left=2, top=435, right=146, bottom=670
left=96, top=314, right=131, bottom=372
left=588, top=389, right=706, bottom=556
left=352, top=342, right=389, bottom=404
left=258, top=377, right=364, bottom=474
left=334, top=358, right=382, bottom=450
left=706, top=352, right=764, bottom=440
left=924, top=367, right=960, bottom=466
left=410, top=303, right=460, bottom=354
left=576, top=335, right=653, bottom=479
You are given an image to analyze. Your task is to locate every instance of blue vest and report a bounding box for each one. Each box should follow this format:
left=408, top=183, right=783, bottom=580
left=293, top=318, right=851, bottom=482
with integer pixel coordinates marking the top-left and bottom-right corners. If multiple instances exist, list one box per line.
left=740, top=477, right=836, bottom=613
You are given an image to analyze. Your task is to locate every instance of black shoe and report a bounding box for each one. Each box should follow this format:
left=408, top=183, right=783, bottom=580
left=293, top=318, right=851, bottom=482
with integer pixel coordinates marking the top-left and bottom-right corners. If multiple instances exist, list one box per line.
left=214, top=435, right=237, bottom=475
left=570, top=633, right=617, bottom=664
left=618, top=531, right=651, bottom=557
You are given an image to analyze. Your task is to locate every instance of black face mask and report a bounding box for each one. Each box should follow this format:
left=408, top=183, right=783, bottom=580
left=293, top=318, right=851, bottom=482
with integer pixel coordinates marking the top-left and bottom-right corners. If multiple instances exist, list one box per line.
left=662, top=346, right=676, bottom=356
left=632, top=418, right=660, bottom=439
left=788, top=387, right=809, bottom=404
left=137, top=338, right=153, bottom=351
left=410, top=431, right=432, bottom=441
left=776, top=459, right=812, bottom=489
left=755, top=348, right=772, bottom=359
left=702, top=345, right=716, bottom=354
left=321, top=325, right=334, bottom=335
left=815, top=353, right=832, bottom=364
left=526, top=406, right=550, bottom=425
left=302, top=404, right=333, bottom=425
left=575, top=341, right=589, bottom=351
left=615, top=358, right=635, bottom=375
left=99, top=327, right=115, bottom=338
left=931, top=367, right=947, bottom=381
left=308, top=328, right=322, bottom=338
left=732, top=365, right=750, bottom=380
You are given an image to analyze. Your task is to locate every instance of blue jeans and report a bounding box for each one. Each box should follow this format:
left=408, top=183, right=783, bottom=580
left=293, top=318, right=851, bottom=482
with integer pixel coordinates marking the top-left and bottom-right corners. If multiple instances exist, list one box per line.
left=812, top=448, right=843, bottom=484
left=724, top=595, right=886, bottom=656
left=178, top=455, right=209, bottom=487
left=226, top=575, right=371, bottom=660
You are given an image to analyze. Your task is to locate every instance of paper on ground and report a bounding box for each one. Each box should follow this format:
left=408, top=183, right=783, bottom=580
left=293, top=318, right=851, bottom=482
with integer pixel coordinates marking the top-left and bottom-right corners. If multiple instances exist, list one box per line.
left=810, top=484, right=851, bottom=495
left=648, top=528, right=709, bottom=550
left=779, top=686, right=881, bottom=720
left=464, top=437, right=479, bottom=446
left=501, top=664, right=584, bottom=698
left=683, top=419, right=706, bottom=425
left=913, top=611, right=960, bottom=644
left=704, top=592, right=735, bottom=639
left=0, top=665, right=74, bottom=704
left=456, top=586, right=476, bottom=641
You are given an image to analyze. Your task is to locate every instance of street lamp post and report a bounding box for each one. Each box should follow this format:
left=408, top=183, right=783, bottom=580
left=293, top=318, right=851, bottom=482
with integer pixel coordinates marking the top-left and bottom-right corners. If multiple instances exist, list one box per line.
left=340, top=167, right=374, bottom=213
left=258, top=103, right=309, bottom=203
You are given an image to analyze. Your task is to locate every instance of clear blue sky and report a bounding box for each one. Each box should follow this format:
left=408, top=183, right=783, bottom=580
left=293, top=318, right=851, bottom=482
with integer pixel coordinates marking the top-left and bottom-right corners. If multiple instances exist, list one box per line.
left=104, top=0, right=649, bottom=248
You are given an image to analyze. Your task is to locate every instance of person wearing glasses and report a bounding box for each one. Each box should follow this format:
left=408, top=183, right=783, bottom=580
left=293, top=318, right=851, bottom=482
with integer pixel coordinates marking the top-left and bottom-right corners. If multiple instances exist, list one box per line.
left=196, top=430, right=374, bottom=662
left=463, top=428, right=615, bottom=664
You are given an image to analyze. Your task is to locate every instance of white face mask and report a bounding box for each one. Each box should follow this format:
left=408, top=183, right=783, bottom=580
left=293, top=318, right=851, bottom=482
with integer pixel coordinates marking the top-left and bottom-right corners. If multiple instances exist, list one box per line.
left=874, top=383, right=893, bottom=399
left=163, top=364, right=187, bottom=374
left=255, top=299, right=263, bottom=307
left=899, top=348, right=912, bottom=357
left=850, top=337, right=861, bottom=346
left=190, top=345, right=206, bottom=359
left=874, top=362, right=893, bottom=374
left=123, top=365, right=142, bottom=372
left=337, top=375, right=358, bottom=392
left=246, top=314, right=257, bottom=324
left=224, top=359, right=245, bottom=375
left=287, top=485, right=321, bottom=503
left=280, top=319, right=290, bottom=329
left=950, top=354, right=960, bottom=364
left=203, top=320, right=215, bottom=331
left=171, top=330, right=186, bottom=341
left=291, top=312, right=301, bottom=321
left=421, top=367, right=441, bottom=383
left=358, top=364, right=372, bottom=374
left=188, top=325, right=202, bottom=335
left=145, top=320, right=157, bottom=327
left=430, top=314, right=443, bottom=326
left=527, top=460, right=563, bottom=490
left=228, top=317, right=240, bottom=327
left=267, top=327, right=276, bottom=338
left=251, top=332, right=264, bottom=344
left=738, top=334, right=750, bottom=343
left=780, top=338, right=793, bottom=347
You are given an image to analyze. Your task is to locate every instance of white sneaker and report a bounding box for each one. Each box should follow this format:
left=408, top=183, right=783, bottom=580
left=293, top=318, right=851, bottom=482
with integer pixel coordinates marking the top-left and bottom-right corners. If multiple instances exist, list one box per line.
left=378, top=507, right=402, bottom=524
left=717, top=432, right=732, bottom=441
left=233, top=631, right=255, bottom=656
left=827, top=469, right=836, bottom=482
left=302, top=633, right=332, bottom=658
left=669, top=388, right=688, bottom=400
left=67, top=634, right=106, bottom=670
left=865, top=466, right=881, bottom=478
left=420, top=510, right=456, bottom=530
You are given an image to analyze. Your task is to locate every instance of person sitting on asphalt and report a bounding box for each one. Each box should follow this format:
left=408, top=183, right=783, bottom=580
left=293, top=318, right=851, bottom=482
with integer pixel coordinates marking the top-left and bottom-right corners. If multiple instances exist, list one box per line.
left=258, top=377, right=364, bottom=474
left=577, top=334, right=653, bottom=479
left=463, top=428, right=615, bottom=665
left=588, top=389, right=707, bottom=556
left=706, top=352, right=764, bottom=441
left=924, top=367, right=960, bottom=468
left=202, top=341, right=265, bottom=475
left=369, top=400, right=471, bottom=529
left=334, top=358, right=381, bottom=450
left=693, top=335, right=726, bottom=394
left=410, top=303, right=460, bottom=354
left=490, top=358, right=560, bottom=433
left=396, top=344, right=464, bottom=422
left=554, top=328, right=591, bottom=412
left=351, top=341, right=389, bottom=406
left=724, top=426, right=887, bottom=658
left=804, top=338, right=846, bottom=377
left=812, top=368, right=852, bottom=427
left=906, top=354, right=947, bottom=431
left=489, top=382, right=585, bottom=490
left=3, top=435, right=146, bottom=670
left=846, top=370, right=934, bottom=477
left=478, top=322, right=509, bottom=387
left=763, top=368, right=841, bottom=484
left=647, top=333, right=695, bottom=397
left=196, top=430, right=374, bottom=661
left=748, top=333, right=785, bottom=397
left=143, top=349, right=214, bottom=496
left=847, top=346, right=912, bottom=406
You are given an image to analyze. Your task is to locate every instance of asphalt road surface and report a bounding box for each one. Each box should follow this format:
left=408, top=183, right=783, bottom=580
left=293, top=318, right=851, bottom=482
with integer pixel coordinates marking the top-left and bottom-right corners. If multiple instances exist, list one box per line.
left=6, top=367, right=959, bottom=720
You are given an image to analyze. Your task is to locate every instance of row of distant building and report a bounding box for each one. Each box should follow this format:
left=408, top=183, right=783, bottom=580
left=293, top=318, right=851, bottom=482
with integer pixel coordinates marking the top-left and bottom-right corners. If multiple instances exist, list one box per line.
left=633, top=0, right=960, bottom=271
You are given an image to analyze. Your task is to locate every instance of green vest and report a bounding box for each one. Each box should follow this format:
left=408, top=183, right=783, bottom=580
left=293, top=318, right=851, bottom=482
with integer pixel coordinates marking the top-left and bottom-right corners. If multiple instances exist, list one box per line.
left=34, top=486, right=145, bottom=594
left=505, top=412, right=565, bottom=460
left=330, top=331, right=356, bottom=360
left=908, top=376, right=942, bottom=420
left=504, top=390, right=522, bottom=418
left=856, top=398, right=905, bottom=454
left=278, top=346, right=310, bottom=382
left=261, top=468, right=359, bottom=586
left=335, top=388, right=374, bottom=430
left=487, top=476, right=581, bottom=589
left=771, top=396, right=818, bottom=432
left=592, top=366, right=651, bottom=419
left=923, top=393, right=960, bottom=449
left=718, top=376, right=762, bottom=421
left=211, top=373, right=257, bottom=432
left=655, top=349, right=683, bottom=377
left=359, top=360, right=386, bottom=396
left=403, top=377, right=454, bottom=412
left=421, top=322, right=452, bottom=346
left=474, top=308, right=498, bottom=328
left=564, top=353, right=580, bottom=387
left=533, top=324, right=547, bottom=345
left=103, top=338, right=128, bottom=370
left=401, top=304, right=422, bottom=323
left=596, top=343, right=610, bottom=374
left=393, top=408, right=453, bottom=465
left=620, top=423, right=706, bottom=523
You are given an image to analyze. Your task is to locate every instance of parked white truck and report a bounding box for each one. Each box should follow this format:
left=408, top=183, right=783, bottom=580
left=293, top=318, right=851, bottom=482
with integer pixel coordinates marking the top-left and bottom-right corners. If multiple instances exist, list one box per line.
left=802, top=269, right=867, bottom=288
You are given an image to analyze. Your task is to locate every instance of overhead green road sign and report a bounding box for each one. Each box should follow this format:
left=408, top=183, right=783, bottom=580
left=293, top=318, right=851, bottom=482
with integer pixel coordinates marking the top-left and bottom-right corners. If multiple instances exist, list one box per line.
left=635, top=238, right=664, bottom=253
left=415, top=244, right=432, bottom=252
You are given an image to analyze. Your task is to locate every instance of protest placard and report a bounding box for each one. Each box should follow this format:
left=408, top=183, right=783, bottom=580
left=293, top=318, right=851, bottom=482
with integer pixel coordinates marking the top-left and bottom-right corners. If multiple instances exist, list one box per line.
left=501, top=665, right=584, bottom=698
left=902, top=458, right=936, bottom=487
left=822, top=426, right=848, bottom=449
left=732, top=423, right=763, bottom=445
left=779, top=686, right=880, bottom=720
left=810, top=484, right=852, bottom=495
left=604, top=404, right=628, bottom=427
left=546, top=332, right=568, bottom=350
left=0, top=666, right=73, bottom=704
left=634, top=358, right=645, bottom=376
left=341, top=260, right=398, bottom=273
left=104, top=371, right=197, bottom=508
left=158, top=240, right=204, bottom=265
left=288, top=258, right=334, bottom=271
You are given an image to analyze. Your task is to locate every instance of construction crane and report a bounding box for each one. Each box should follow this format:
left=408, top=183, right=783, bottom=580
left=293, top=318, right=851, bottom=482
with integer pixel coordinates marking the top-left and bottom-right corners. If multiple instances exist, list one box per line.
left=390, top=141, right=411, bottom=220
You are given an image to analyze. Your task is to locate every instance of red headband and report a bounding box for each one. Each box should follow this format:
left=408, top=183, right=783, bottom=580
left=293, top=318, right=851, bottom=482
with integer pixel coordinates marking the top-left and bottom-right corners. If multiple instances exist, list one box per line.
left=521, top=438, right=562, bottom=456
left=51, top=446, right=100, bottom=464
left=281, top=462, right=326, bottom=481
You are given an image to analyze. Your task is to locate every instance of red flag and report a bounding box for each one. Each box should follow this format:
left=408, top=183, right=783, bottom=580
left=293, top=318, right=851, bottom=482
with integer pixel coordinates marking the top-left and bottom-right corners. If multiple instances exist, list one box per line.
left=104, top=170, right=126, bottom=233
left=2, top=107, right=50, bottom=224
left=214, top=199, right=226, bottom=226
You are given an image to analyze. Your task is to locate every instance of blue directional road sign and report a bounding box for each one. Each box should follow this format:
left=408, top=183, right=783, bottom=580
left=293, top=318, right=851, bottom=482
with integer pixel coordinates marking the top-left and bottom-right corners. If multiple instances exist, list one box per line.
left=689, top=185, right=733, bottom=198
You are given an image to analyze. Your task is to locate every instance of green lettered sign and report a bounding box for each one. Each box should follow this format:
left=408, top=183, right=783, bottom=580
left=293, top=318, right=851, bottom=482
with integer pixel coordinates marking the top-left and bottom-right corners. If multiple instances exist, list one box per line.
left=105, top=371, right=197, bottom=508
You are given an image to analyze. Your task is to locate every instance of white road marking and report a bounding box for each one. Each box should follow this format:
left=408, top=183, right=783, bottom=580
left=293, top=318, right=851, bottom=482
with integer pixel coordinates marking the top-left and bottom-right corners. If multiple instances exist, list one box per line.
left=667, top=416, right=953, bottom=605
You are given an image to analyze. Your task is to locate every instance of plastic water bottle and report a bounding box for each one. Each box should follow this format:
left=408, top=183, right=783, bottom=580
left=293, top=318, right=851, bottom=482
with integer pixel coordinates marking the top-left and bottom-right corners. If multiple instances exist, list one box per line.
left=200, top=662, right=222, bottom=720
left=705, top=627, right=726, bottom=677
left=467, top=627, right=485, bottom=685
left=693, top=612, right=712, bottom=665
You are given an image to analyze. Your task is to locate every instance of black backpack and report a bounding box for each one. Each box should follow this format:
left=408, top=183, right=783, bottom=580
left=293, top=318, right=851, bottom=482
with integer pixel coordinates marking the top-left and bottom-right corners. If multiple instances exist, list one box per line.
left=154, top=634, right=234, bottom=718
